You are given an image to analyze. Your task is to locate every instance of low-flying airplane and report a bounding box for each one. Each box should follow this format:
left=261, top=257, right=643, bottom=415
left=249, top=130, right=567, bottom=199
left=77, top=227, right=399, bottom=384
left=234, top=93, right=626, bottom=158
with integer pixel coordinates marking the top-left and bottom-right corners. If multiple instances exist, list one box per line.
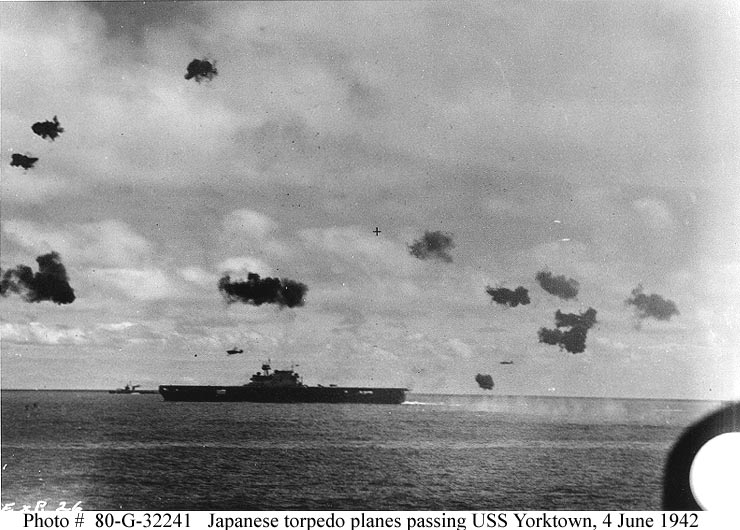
left=226, top=347, right=244, bottom=355
left=499, top=360, right=514, bottom=365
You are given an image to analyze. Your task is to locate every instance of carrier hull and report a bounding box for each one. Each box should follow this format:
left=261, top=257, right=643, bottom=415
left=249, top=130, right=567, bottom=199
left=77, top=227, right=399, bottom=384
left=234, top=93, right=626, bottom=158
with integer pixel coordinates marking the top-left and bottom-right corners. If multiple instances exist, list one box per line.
left=158, top=385, right=407, bottom=404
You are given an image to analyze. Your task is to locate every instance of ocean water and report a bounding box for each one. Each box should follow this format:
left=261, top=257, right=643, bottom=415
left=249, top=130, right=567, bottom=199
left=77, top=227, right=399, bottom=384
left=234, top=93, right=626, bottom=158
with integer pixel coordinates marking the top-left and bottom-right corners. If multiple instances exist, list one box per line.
left=1, top=391, right=722, bottom=510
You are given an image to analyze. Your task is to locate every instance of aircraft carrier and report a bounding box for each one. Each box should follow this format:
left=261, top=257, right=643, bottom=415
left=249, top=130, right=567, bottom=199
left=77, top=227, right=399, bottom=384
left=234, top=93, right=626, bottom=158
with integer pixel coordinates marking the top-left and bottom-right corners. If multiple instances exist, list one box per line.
left=159, top=361, right=407, bottom=404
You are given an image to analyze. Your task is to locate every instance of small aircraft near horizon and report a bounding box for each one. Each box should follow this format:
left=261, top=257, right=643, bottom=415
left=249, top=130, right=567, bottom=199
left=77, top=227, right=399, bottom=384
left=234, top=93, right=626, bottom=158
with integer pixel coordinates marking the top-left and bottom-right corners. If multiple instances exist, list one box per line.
left=499, top=361, right=514, bottom=365
left=226, top=347, right=244, bottom=355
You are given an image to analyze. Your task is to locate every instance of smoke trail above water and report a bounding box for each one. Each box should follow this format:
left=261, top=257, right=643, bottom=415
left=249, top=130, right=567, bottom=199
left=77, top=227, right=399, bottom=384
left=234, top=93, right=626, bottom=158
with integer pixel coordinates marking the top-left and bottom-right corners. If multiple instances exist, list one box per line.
left=0, top=252, right=76, bottom=304
left=218, top=273, right=308, bottom=308
left=408, top=231, right=455, bottom=262
left=535, top=270, right=579, bottom=300
left=625, top=285, right=679, bottom=322
left=485, top=285, right=530, bottom=307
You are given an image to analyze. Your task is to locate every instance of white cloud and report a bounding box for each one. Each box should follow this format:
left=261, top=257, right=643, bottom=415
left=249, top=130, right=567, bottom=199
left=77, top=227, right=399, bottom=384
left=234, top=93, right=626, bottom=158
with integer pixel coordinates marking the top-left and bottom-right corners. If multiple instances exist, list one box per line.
left=218, top=256, right=272, bottom=276
left=633, top=198, right=676, bottom=233
left=1, top=171, right=71, bottom=204
left=96, top=322, right=136, bottom=332
left=179, top=266, right=218, bottom=287
left=0, top=320, right=166, bottom=347
left=89, top=268, right=174, bottom=300
left=446, top=338, right=475, bottom=359
left=482, top=197, right=528, bottom=217
left=2, top=219, right=152, bottom=267
left=298, top=226, right=418, bottom=276
left=1, top=322, right=88, bottom=345
left=223, top=209, right=277, bottom=239
left=219, top=210, right=294, bottom=262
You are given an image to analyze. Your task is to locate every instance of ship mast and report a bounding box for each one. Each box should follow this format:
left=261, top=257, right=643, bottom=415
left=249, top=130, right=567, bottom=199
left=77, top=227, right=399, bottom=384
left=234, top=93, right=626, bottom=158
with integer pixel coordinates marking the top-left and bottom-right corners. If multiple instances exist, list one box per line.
left=261, top=360, right=271, bottom=376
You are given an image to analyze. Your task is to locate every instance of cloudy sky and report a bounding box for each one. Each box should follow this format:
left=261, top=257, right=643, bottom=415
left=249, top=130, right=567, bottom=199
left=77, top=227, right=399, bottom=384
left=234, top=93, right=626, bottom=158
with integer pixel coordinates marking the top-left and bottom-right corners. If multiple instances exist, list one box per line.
left=1, top=1, right=738, bottom=399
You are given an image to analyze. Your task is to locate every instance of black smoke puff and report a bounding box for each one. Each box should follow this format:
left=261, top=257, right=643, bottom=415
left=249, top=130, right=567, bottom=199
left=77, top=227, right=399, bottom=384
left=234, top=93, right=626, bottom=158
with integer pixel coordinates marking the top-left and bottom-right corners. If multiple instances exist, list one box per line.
left=1, top=252, right=75, bottom=305
left=10, top=154, right=39, bottom=169
left=537, top=327, right=563, bottom=346
left=538, top=307, right=597, bottom=354
left=185, top=59, right=218, bottom=82
left=475, top=373, right=494, bottom=390
left=556, top=326, right=588, bottom=354
left=408, top=230, right=455, bottom=263
left=626, top=285, right=679, bottom=322
left=485, top=285, right=530, bottom=307
left=31, top=116, right=64, bottom=140
left=218, top=272, right=307, bottom=308
left=554, top=307, right=597, bottom=329
left=538, top=326, right=589, bottom=354
left=535, top=270, right=579, bottom=300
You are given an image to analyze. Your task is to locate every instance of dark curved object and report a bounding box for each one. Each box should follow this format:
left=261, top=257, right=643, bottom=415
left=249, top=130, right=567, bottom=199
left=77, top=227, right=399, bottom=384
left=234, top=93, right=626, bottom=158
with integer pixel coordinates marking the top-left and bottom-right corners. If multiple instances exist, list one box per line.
left=662, top=401, right=740, bottom=509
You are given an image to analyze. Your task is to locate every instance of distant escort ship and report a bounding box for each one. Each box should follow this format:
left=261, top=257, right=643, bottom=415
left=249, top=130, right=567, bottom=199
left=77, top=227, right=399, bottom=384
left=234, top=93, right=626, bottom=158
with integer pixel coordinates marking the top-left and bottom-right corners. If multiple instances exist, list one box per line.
left=159, top=359, right=408, bottom=404
left=109, top=383, right=141, bottom=394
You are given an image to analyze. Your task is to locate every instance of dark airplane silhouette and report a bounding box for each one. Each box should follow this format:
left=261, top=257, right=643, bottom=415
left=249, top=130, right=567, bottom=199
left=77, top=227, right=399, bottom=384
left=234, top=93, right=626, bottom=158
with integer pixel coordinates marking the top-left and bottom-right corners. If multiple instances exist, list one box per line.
left=226, top=347, right=243, bottom=355
left=500, top=361, right=514, bottom=365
